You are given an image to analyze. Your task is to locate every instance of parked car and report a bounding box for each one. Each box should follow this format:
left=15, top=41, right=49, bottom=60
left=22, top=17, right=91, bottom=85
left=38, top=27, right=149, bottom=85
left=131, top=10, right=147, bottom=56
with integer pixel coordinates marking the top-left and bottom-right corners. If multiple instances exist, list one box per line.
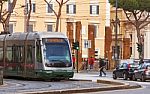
left=113, top=59, right=139, bottom=80
left=132, top=63, right=150, bottom=82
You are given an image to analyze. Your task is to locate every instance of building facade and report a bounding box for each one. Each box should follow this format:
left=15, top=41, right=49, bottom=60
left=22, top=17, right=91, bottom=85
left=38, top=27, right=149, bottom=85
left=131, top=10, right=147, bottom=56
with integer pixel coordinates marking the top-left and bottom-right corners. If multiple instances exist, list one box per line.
left=0, top=0, right=110, bottom=70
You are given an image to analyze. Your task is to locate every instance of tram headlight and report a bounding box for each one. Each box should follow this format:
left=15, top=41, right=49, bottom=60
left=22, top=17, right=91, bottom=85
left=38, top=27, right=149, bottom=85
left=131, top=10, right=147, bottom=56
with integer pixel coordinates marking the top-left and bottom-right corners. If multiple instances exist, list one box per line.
left=45, top=63, right=53, bottom=67
left=66, top=63, right=72, bottom=67
left=66, top=63, right=69, bottom=67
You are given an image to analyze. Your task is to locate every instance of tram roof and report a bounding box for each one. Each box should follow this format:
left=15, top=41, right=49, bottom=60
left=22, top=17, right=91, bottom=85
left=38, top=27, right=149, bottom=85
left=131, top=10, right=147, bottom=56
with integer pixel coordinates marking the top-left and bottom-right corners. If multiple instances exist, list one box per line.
left=0, top=31, right=67, bottom=41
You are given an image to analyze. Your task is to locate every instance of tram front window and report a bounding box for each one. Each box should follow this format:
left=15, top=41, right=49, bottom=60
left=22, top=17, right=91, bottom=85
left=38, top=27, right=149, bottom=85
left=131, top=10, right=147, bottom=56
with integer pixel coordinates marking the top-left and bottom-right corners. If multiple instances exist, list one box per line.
left=43, top=38, right=72, bottom=67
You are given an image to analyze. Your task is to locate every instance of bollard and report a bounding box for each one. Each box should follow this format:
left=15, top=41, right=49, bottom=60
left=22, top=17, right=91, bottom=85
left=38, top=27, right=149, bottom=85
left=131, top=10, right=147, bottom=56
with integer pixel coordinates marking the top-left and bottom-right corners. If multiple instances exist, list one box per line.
left=0, top=66, right=3, bottom=85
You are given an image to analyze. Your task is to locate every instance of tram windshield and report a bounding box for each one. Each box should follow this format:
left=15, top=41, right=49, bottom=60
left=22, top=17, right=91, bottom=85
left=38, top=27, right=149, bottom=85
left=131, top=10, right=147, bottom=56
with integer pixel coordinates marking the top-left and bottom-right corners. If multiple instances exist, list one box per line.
left=43, top=38, right=72, bottom=67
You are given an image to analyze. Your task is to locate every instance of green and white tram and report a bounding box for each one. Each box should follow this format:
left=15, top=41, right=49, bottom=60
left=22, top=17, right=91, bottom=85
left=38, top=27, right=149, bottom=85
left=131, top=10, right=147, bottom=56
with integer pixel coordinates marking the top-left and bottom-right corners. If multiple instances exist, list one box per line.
left=0, top=32, right=74, bottom=80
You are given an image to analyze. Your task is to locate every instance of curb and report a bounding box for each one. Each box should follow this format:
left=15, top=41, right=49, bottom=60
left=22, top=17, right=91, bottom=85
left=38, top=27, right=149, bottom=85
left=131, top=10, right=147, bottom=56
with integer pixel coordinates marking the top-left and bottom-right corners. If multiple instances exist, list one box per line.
left=27, top=79, right=141, bottom=94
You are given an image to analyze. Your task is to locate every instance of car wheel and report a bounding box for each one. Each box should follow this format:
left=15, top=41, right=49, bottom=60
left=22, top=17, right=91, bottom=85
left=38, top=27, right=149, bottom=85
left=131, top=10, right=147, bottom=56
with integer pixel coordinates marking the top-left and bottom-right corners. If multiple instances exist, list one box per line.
left=123, top=73, right=128, bottom=80
left=113, top=73, right=117, bottom=79
left=132, top=74, right=137, bottom=81
left=141, top=75, right=145, bottom=82
left=129, top=77, right=132, bottom=80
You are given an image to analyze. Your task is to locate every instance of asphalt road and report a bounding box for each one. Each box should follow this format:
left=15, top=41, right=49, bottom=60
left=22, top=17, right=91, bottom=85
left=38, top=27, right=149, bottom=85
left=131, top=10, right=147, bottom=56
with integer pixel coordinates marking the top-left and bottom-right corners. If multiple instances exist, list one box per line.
left=73, top=71, right=150, bottom=94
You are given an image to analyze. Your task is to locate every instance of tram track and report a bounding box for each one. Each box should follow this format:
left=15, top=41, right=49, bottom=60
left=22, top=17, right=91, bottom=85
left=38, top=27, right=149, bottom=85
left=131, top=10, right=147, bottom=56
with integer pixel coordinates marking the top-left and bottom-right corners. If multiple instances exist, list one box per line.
left=0, top=79, right=105, bottom=94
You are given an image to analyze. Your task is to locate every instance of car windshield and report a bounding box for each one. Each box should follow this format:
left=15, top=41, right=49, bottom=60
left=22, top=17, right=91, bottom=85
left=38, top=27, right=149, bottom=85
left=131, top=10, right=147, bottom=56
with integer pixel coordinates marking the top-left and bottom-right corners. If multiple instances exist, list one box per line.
left=144, top=63, right=150, bottom=69
left=147, top=65, right=150, bottom=70
left=119, top=59, right=139, bottom=69
left=130, top=63, right=139, bottom=68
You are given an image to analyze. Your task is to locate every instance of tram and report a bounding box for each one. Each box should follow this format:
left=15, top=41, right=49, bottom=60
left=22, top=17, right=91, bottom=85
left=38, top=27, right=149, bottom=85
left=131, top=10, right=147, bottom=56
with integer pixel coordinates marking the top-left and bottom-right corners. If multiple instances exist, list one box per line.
left=0, top=32, right=74, bottom=80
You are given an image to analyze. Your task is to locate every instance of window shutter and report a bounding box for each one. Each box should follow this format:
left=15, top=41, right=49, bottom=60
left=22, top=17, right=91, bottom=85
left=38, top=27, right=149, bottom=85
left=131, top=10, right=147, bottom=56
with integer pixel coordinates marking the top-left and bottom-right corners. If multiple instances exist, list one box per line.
left=90, top=5, right=92, bottom=14
left=47, top=25, right=52, bottom=32
left=29, top=25, right=33, bottom=32
left=48, top=4, right=53, bottom=13
left=9, top=24, right=13, bottom=33
left=8, top=1, right=13, bottom=13
left=50, top=4, right=53, bottom=13
left=66, top=5, right=69, bottom=13
left=97, top=5, right=99, bottom=14
left=32, top=3, right=36, bottom=12
left=94, top=25, right=97, bottom=38
left=73, top=5, right=76, bottom=14
left=26, top=3, right=28, bottom=14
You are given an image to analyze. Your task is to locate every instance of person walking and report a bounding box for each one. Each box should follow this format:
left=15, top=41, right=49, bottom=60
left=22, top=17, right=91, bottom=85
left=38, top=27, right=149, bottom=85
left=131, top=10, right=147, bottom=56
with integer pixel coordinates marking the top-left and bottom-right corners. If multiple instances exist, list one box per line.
left=72, top=55, right=76, bottom=69
left=99, top=58, right=106, bottom=76
left=88, top=56, right=94, bottom=70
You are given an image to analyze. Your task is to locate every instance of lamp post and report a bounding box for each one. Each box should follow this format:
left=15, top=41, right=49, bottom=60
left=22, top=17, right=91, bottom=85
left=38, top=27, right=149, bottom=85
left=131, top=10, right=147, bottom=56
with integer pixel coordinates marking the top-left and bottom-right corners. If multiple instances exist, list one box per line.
left=115, top=0, right=118, bottom=66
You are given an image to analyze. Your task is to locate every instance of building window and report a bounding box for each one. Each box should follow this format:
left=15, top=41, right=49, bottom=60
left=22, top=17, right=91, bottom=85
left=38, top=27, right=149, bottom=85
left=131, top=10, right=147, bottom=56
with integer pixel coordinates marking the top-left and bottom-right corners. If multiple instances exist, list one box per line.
left=47, top=3, right=53, bottom=13
left=66, top=4, right=76, bottom=14
left=27, top=3, right=36, bottom=13
left=47, top=25, right=53, bottom=32
left=130, top=47, right=132, bottom=56
left=32, top=3, right=36, bottom=12
left=130, top=34, right=132, bottom=42
left=28, top=24, right=33, bottom=32
left=112, top=46, right=120, bottom=59
left=8, top=0, right=13, bottom=13
left=90, top=5, right=99, bottom=15
left=84, top=40, right=91, bottom=48
left=9, top=24, right=13, bottom=33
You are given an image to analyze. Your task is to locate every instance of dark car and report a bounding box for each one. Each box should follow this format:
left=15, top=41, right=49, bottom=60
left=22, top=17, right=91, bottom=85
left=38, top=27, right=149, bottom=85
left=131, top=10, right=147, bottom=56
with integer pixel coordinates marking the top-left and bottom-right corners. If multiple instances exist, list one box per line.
left=113, top=60, right=139, bottom=80
left=132, top=63, right=150, bottom=82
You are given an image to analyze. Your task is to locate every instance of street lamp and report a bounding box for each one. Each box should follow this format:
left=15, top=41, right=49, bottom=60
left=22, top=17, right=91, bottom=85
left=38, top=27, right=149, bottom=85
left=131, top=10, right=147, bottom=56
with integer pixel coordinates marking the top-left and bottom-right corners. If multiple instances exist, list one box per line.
left=115, top=0, right=118, bottom=66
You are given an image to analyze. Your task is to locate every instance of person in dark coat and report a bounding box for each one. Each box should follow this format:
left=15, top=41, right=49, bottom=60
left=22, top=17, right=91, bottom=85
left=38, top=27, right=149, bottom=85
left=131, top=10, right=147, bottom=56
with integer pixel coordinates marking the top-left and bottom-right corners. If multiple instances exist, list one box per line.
left=139, top=58, right=144, bottom=65
left=99, top=58, right=106, bottom=76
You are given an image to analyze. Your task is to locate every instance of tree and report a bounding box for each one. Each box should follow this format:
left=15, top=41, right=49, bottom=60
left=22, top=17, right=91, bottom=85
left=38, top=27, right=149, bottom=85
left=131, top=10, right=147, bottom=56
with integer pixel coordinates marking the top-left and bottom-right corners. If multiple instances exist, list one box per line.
left=109, top=0, right=150, bottom=59
left=26, top=0, right=32, bottom=32
left=0, top=0, right=17, bottom=33
left=44, top=0, right=69, bottom=32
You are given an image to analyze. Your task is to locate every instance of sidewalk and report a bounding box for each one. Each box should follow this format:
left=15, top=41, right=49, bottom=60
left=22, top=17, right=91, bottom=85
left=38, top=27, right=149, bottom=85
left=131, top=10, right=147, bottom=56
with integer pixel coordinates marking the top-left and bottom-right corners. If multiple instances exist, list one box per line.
left=67, top=71, right=141, bottom=94
left=73, top=70, right=112, bottom=82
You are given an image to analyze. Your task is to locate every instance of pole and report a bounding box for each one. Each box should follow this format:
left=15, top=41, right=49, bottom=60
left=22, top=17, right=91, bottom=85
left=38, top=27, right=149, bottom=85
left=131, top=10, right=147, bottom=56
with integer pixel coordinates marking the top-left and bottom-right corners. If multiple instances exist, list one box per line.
left=76, top=49, right=79, bottom=73
left=24, top=0, right=27, bottom=32
left=115, top=0, right=118, bottom=66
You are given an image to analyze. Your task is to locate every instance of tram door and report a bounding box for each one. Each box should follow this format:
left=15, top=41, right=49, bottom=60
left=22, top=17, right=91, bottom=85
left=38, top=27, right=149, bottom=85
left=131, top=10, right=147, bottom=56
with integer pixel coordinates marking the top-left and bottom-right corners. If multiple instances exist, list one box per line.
left=35, top=40, right=43, bottom=70
left=4, top=40, right=24, bottom=76
left=23, top=40, right=35, bottom=77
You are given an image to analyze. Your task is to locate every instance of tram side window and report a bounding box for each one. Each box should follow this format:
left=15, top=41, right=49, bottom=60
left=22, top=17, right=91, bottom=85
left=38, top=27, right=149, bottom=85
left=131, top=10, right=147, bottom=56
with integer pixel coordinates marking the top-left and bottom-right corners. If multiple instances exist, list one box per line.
left=27, top=45, right=33, bottom=63
left=7, top=47, right=12, bottom=62
left=0, top=47, right=3, bottom=62
left=11, top=45, right=24, bottom=63
left=36, top=42, right=42, bottom=63
left=16, top=46, right=24, bottom=63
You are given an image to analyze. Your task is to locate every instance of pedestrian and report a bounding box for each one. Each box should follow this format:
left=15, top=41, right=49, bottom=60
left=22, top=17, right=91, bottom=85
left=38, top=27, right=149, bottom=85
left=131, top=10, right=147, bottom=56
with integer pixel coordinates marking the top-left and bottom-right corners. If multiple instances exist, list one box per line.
left=105, top=58, right=109, bottom=70
left=83, top=58, right=88, bottom=70
left=85, top=58, right=88, bottom=70
left=139, top=58, right=144, bottom=65
left=88, top=56, right=94, bottom=70
left=99, top=58, right=106, bottom=76
left=72, top=55, right=76, bottom=69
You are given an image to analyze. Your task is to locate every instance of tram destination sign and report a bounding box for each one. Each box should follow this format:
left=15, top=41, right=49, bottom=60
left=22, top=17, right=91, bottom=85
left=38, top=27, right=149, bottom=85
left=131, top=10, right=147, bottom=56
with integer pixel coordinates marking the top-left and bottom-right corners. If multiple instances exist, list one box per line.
left=45, top=38, right=64, bottom=43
